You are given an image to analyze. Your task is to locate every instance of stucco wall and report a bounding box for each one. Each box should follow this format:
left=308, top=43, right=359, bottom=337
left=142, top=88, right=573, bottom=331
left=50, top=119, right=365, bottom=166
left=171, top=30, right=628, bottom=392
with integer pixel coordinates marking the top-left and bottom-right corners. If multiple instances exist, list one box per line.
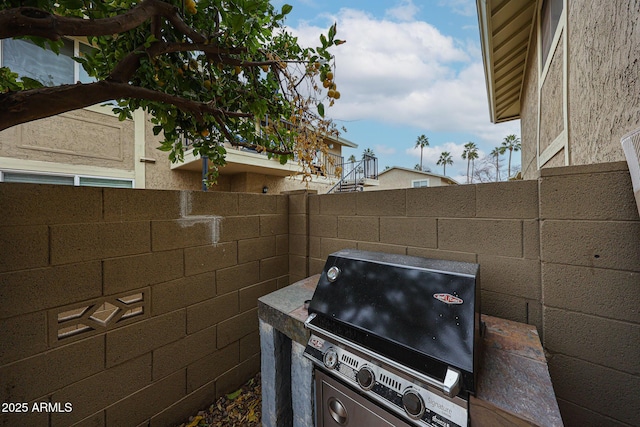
left=568, top=0, right=640, bottom=165
left=373, top=168, right=452, bottom=191
left=539, top=33, right=564, bottom=153
left=0, top=107, right=135, bottom=172
left=520, top=23, right=539, bottom=180
left=519, top=0, right=640, bottom=177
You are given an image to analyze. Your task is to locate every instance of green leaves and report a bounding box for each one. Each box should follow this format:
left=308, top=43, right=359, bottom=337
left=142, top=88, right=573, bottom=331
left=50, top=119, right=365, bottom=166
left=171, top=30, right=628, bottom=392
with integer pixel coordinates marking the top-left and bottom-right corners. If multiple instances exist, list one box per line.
left=0, top=0, right=346, bottom=185
left=19, top=77, right=44, bottom=89
left=281, top=4, right=293, bottom=15
left=58, top=0, right=83, bottom=9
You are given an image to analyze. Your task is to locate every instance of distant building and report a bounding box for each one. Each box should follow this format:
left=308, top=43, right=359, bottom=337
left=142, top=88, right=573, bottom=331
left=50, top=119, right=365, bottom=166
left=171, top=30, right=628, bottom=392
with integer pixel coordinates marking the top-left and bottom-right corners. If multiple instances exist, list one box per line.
left=0, top=37, right=355, bottom=193
left=368, top=167, right=458, bottom=191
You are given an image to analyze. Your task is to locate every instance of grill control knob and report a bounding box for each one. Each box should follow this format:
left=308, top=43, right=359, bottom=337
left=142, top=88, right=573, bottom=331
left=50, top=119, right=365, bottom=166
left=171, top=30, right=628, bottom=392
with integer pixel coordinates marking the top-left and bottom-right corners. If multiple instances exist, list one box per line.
left=323, top=348, right=338, bottom=369
left=356, top=366, right=375, bottom=390
left=327, top=266, right=340, bottom=282
left=402, top=389, right=425, bottom=419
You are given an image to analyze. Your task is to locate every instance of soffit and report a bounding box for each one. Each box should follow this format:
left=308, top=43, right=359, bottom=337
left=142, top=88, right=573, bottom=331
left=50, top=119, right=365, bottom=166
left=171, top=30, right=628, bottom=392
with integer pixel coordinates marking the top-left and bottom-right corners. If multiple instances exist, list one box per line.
left=477, top=0, right=537, bottom=123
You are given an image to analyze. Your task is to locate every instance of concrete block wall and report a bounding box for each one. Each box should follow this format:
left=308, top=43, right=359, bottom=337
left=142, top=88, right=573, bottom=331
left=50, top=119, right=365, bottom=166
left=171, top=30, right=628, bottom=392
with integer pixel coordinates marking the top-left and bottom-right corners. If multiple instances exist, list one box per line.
left=305, top=161, right=640, bottom=427
left=538, top=163, right=640, bottom=427
left=0, top=184, right=289, bottom=427
left=308, top=180, right=543, bottom=332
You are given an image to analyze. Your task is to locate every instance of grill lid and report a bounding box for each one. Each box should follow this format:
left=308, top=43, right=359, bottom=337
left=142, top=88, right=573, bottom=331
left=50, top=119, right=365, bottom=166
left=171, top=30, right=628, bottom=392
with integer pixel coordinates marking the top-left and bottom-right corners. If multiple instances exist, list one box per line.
left=307, top=249, right=481, bottom=393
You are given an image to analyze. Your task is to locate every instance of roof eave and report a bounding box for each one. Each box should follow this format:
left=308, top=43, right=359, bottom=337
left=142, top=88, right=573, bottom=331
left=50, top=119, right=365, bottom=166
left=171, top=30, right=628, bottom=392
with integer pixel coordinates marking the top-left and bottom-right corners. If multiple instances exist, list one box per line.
left=476, top=0, right=537, bottom=124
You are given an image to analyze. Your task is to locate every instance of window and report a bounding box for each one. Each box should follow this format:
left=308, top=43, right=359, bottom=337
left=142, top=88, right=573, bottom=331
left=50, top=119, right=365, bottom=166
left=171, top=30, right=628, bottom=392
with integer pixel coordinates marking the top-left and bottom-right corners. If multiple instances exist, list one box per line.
left=412, top=179, right=429, bottom=188
left=540, top=0, right=563, bottom=66
left=1, top=38, right=96, bottom=86
left=1, top=171, right=133, bottom=188
left=77, top=43, right=97, bottom=84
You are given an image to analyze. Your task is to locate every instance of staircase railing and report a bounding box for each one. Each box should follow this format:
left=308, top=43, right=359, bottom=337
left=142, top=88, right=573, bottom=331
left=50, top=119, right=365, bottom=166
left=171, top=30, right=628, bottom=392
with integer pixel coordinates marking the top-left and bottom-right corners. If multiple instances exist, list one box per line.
left=328, top=155, right=378, bottom=193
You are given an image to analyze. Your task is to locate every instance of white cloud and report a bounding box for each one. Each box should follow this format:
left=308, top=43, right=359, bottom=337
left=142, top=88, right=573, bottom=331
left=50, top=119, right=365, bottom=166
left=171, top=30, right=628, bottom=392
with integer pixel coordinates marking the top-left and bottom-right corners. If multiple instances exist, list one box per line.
left=385, top=0, right=420, bottom=22
left=288, top=8, right=520, bottom=147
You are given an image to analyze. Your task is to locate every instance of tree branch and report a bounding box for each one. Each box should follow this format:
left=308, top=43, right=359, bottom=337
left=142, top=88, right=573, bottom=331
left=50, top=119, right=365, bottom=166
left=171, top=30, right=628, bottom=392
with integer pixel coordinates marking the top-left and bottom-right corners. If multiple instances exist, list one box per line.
left=0, top=81, right=251, bottom=132
left=0, top=0, right=205, bottom=43
left=107, top=41, right=247, bottom=83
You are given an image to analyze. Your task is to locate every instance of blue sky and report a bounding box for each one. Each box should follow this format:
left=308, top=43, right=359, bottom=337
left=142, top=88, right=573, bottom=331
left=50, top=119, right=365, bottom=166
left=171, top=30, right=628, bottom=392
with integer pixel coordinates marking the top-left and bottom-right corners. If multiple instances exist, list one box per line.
left=275, top=0, right=521, bottom=183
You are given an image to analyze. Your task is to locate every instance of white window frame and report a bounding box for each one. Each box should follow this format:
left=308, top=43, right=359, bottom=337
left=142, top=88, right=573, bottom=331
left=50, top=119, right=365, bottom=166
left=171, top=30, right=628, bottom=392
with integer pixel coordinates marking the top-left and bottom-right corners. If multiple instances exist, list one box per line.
left=537, top=0, right=569, bottom=170
left=0, top=37, right=95, bottom=85
left=0, top=169, right=134, bottom=188
left=411, top=179, right=429, bottom=188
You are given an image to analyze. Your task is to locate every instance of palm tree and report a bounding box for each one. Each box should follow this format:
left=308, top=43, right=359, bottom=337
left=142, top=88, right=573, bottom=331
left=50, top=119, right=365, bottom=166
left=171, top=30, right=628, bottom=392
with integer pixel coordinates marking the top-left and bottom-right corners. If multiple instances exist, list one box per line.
left=362, top=148, right=375, bottom=159
left=436, top=151, right=453, bottom=176
left=461, top=142, right=479, bottom=184
left=490, top=147, right=501, bottom=181
left=414, top=134, right=429, bottom=171
left=499, top=134, right=521, bottom=178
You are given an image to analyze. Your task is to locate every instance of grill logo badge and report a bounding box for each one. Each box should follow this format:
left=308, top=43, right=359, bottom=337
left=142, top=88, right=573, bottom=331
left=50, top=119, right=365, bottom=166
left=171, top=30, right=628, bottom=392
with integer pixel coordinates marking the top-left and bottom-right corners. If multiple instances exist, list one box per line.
left=433, top=293, right=463, bottom=305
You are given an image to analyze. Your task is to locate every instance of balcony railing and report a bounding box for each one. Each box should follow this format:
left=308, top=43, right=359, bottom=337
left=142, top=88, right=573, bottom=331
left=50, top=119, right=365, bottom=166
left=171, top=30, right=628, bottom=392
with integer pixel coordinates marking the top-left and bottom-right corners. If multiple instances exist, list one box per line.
left=328, top=155, right=378, bottom=193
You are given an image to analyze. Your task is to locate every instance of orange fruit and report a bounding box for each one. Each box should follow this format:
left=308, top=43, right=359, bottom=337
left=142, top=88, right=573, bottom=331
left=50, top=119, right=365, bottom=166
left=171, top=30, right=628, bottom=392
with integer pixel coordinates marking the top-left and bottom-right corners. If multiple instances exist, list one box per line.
left=326, top=71, right=334, bottom=80
left=200, top=129, right=210, bottom=137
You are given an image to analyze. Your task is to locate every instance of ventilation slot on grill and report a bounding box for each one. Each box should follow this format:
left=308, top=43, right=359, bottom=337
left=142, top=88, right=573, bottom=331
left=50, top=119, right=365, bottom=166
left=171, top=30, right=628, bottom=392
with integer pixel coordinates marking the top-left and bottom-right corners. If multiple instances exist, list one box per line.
left=622, top=128, right=640, bottom=216
left=340, top=354, right=359, bottom=369
left=379, top=373, right=401, bottom=391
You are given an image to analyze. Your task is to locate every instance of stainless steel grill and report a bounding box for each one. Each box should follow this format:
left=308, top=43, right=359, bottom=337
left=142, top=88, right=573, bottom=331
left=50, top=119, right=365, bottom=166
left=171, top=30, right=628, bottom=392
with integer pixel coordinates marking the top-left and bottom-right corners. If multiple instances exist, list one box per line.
left=303, top=249, right=481, bottom=427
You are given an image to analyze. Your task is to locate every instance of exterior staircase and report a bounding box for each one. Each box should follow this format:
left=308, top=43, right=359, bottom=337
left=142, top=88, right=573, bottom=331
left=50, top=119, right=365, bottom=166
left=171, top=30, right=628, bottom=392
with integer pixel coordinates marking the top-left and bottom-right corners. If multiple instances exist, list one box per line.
left=328, top=155, right=378, bottom=193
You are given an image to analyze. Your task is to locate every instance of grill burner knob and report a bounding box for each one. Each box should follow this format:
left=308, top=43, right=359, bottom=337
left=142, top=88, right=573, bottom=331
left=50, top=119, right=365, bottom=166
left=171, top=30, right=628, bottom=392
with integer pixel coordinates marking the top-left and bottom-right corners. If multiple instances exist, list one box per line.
left=323, top=348, right=338, bottom=369
left=356, top=366, right=375, bottom=390
left=327, top=266, right=340, bottom=282
left=402, top=389, right=425, bottom=419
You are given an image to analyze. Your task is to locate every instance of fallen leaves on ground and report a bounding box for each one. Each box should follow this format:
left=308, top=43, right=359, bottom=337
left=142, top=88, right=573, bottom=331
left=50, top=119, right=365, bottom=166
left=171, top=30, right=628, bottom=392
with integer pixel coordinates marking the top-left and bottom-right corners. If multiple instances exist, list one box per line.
left=177, top=372, right=261, bottom=427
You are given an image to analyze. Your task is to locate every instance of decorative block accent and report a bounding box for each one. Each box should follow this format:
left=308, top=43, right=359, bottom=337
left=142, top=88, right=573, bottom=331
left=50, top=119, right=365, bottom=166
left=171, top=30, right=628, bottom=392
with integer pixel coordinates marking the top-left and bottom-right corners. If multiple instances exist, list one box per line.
left=49, top=289, right=150, bottom=346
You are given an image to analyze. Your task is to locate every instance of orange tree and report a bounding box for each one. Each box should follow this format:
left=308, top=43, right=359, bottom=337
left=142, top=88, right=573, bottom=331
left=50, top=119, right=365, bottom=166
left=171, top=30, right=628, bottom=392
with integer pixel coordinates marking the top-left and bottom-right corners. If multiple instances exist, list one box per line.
left=0, top=0, right=344, bottom=182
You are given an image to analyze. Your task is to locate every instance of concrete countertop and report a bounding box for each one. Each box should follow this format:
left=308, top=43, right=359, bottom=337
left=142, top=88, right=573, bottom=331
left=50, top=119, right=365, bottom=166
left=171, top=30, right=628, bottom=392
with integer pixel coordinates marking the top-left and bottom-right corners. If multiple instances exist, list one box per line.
left=258, top=275, right=563, bottom=427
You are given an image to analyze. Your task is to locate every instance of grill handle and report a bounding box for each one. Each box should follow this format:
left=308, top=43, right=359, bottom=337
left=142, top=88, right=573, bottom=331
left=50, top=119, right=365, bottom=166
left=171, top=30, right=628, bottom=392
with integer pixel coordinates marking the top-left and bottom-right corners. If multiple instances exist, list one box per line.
left=304, top=313, right=461, bottom=398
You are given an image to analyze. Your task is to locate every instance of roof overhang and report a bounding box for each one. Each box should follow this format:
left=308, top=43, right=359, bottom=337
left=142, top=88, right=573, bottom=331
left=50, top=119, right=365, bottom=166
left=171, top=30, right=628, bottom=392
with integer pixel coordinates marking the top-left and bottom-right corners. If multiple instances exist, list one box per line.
left=171, top=147, right=304, bottom=176
left=476, top=0, right=537, bottom=123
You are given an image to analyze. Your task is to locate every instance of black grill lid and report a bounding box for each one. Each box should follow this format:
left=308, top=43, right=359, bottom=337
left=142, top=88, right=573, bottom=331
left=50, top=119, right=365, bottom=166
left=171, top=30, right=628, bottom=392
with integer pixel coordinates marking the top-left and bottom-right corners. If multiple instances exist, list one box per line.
left=307, top=249, right=481, bottom=393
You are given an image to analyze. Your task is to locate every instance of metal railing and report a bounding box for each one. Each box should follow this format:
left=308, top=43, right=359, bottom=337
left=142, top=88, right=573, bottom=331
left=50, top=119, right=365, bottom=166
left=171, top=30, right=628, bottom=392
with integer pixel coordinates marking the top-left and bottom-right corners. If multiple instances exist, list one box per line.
left=328, top=155, right=378, bottom=193
left=321, top=152, right=344, bottom=178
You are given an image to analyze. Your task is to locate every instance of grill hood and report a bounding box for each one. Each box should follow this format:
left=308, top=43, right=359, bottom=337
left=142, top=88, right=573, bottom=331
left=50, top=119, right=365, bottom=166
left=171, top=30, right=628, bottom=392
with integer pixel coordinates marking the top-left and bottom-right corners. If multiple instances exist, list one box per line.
left=307, top=249, right=481, bottom=394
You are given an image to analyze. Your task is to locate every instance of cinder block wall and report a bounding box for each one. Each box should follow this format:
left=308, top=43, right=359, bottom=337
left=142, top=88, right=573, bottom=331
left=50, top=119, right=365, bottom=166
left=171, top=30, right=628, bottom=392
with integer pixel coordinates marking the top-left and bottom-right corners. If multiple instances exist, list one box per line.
left=0, top=185, right=289, bottom=426
left=307, top=178, right=543, bottom=330
left=306, top=161, right=639, bottom=427
left=538, top=163, right=640, bottom=427
left=1, top=161, right=638, bottom=427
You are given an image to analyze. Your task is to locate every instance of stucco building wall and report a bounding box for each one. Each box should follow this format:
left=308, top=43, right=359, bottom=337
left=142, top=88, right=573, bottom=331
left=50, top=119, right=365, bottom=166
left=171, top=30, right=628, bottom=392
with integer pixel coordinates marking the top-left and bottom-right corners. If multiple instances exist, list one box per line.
left=519, top=0, right=640, bottom=179
left=520, top=27, right=539, bottom=180
left=373, top=168, right=454, bottom=191
left=567, top=0, right=640, bottom=165
left=0, top=106, right=139, bottom=184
